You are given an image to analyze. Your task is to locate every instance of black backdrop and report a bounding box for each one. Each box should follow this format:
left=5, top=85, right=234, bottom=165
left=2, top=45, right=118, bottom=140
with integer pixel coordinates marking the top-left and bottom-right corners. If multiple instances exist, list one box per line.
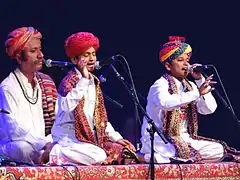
left=0, top=1, right=239, bottom=149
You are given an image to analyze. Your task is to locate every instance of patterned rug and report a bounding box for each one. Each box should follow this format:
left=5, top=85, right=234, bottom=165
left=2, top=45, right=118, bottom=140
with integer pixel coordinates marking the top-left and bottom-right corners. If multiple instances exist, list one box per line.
left=0, top=162, right=239, bottom=179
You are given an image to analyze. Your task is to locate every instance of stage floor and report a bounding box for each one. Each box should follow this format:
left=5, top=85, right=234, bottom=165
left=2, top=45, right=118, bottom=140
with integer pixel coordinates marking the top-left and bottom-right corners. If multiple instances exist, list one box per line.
left=0, top=162, right=240, bottom=179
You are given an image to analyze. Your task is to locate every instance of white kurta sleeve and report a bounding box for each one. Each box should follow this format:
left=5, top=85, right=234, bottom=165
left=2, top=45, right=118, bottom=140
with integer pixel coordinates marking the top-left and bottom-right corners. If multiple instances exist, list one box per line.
left=194, top=78, right=217, bottom=114
left=0, top=87, right=47, bottom=151
left=105, top=122, right=123, bottom=142
left=151, top=78, right=200, bottom=111
left=59, top=77, right=90, bottom=112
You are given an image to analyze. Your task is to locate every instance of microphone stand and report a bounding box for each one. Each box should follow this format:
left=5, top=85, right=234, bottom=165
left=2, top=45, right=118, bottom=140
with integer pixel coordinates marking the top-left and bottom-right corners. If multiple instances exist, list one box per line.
left=133, top=99, right=141, bottom=151
left=110, top=64, right=168, bottom=180
left=102, top=92, right=124, bottom=108
left=202, top=69, right=240, bottom=126
left=213, top=90, right=240, bottom=123
left=100, top=66, right=145, bottom=149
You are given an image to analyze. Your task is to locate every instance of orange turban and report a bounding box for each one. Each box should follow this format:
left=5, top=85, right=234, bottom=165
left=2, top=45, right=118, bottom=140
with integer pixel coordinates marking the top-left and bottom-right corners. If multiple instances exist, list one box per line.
left=5, top=27, right=42, bottom=59
left=159, top=36, right=192, bottom=64
left=64, top=32, right=100, bottom=58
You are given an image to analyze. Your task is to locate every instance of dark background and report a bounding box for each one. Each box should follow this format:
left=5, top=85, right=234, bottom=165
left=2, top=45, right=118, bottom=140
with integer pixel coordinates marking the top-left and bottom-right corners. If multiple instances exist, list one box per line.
left=0, top=1, right=239, bottom=149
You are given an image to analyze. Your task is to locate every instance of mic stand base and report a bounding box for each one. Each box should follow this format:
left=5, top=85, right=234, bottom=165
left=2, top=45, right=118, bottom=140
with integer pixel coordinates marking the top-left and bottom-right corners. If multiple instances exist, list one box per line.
left=147, top=127, right=155, bottom=180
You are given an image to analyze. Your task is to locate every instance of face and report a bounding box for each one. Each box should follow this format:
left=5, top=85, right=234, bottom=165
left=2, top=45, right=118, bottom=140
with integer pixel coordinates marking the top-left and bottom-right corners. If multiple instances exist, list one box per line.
left=16, top=38, right=44, bottom=73
left=165, top=53, right=190, bottom=80
left=73, top=47, right=97, bottom=72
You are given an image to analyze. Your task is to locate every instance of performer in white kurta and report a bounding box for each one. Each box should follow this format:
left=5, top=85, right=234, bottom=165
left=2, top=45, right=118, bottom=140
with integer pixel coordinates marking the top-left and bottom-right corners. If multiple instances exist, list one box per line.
left=140, top=36, right=225, bottom=164
left=140, top=75, right=225, bottom=163
left=50, top=32, right=136, bottom=166
left=0, top=27, right=57, bottom=164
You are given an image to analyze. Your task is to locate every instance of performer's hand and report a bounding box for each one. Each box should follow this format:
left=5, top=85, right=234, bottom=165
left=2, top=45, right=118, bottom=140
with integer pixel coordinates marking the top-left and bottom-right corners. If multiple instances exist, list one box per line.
left=40, top=142, right=57, bottom=164
left=77, top=58, right=90, bottom=79
left=42, top=142, right=52, bottom=151
left=189, top=63, right=203, bottom=80
left=198, top=74, right=217, bottom=96
left=117, top=139, right=136, bottom=152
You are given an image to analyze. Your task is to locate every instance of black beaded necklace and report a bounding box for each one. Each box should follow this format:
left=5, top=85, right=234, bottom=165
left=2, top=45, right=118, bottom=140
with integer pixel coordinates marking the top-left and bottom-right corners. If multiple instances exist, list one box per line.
left=13, top=71, right=39, bottom=105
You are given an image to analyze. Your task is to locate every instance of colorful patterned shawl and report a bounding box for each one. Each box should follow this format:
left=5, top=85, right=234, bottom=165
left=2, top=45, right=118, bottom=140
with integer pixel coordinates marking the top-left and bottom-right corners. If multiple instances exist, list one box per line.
left=36, top=72, right=57, bottom=136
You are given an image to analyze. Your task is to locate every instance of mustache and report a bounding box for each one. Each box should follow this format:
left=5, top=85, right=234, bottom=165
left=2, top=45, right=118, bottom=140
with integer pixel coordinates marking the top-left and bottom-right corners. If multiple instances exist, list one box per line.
left=32, top=59, right=43, bottom=65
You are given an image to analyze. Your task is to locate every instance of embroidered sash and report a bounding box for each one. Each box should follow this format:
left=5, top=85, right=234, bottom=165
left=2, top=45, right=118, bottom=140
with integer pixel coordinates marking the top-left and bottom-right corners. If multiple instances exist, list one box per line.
left=162, top=73, right=240, bottom=162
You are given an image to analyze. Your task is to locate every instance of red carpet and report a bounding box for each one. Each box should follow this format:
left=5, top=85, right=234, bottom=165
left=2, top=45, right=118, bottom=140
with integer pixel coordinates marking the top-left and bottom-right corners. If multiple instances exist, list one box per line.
left=0, top=162, right=239, bottom=179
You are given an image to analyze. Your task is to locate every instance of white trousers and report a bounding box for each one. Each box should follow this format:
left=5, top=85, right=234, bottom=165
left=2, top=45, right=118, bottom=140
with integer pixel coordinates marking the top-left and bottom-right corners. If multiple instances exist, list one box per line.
left=0, top=141, right=40, bottom=164
left=141, top=133, right=224, bottom=163
left=49, top=138, right=107, bottom=165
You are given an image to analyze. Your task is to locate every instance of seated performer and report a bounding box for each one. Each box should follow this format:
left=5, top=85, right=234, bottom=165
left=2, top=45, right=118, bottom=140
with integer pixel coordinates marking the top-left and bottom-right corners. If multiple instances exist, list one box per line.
left=50, top=32, right=137, bottom=165
left=0, top=26, right=57, bottom=164
left=140, top=36, right=240, bottom=164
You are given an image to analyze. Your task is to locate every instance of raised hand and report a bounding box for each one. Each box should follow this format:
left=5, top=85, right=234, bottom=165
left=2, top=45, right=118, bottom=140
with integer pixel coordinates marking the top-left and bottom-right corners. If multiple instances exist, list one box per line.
left=198, top=74, right=217, bottom=96
left=189, top=63, right=203, bottom=80
left=77, top=58, right=90, bottom=79
left=40, top=142, right=57, bottom=164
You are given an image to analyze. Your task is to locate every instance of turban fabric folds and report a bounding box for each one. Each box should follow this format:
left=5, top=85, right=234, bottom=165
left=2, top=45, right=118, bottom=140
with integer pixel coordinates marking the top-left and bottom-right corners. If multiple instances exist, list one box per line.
left=159, top=36, right=192, bottom=64
left=5, top=27, right=42, bottom=59
left=64, top=32, right=99, bottom=58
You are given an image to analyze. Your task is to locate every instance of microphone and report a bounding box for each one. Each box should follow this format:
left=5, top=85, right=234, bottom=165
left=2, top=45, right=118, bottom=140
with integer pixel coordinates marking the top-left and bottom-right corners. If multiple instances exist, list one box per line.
left=44, top=59, right=74, bottom=68
left=97, top=56, right=118, bottom=82
left=99, top=74, right=107, bottom=83
left=44, top=56, right=116, bottom=69
left=95, top=56, right=116, bottom=70
left=188, top=65, right=211, bottom=73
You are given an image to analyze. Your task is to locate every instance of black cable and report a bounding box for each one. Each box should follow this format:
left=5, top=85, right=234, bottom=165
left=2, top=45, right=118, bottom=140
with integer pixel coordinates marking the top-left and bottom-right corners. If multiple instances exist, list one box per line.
left=117, top=58, right=147, bottom=103
left=60, top=164, right=76, bottom=180
left=114, top=54, right=142, bottom=126
left=59, top=164, right=79, bottom=180
left=176, top=163, right=183, bottom=180
left=115, top=55, right=140, bottom=104
left=208, top=65, right=239, bottom=122
left=0, top=156, right=35, bottom=167
left=210, top=65, right=235, bottom=114
left=146, top=164, right=151, bottom=180
left=109, top=54, right=144, bottom=149
left=117, top=58, right=131, bottom=77
left=45, top=163, right=79, bottom=180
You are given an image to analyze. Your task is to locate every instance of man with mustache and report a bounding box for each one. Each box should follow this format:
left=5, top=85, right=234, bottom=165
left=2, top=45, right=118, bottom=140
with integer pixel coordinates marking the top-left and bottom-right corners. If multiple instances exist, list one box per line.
left=0, top=27, right=57, bottom=164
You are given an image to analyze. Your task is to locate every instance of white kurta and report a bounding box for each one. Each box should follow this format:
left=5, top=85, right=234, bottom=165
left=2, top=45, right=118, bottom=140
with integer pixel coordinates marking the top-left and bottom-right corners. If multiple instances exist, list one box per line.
left=140, top=76, right=224, bottom=163
left=50, top=68, right=123, bottom=165
left=0, top=68, right=52, bottom=163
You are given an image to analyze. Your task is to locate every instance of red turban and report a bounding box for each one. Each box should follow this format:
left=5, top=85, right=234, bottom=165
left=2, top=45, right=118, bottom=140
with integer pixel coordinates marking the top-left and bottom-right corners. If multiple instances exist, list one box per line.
left=64, top=32, right=100, bottom=58
left=5, top=27, right=42, bottom=59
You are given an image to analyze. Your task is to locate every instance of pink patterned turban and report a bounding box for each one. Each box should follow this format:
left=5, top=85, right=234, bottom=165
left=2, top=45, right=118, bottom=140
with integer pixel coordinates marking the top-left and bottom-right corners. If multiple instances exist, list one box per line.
left=5, top=27, right=42, bottom=59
